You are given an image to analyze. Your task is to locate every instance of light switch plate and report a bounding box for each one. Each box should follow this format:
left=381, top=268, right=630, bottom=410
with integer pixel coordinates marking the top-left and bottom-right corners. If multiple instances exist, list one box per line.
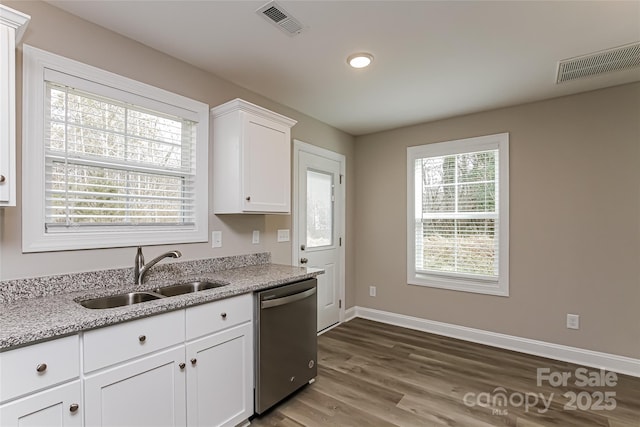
left=212, top=231, right=222, bottom=248
left=252, top=230, right=260, bottom=244
left=277, top=229, right=290, bottom=242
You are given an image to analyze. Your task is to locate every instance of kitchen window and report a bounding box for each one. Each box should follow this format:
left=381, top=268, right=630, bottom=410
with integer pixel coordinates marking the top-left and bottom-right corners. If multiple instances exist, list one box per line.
left=22, top=46, right=209, bottom=252
left=407, top=133, right=509, bottom=296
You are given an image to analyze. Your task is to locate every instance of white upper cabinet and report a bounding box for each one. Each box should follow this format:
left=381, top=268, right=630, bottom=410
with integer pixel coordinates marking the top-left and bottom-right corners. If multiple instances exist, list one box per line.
left=211, top=99, right=296, bottom=214
left=0, top=5, right=29, bottom=207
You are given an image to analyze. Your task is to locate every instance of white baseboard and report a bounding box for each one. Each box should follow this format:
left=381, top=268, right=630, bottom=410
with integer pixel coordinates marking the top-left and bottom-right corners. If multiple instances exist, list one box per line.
left=342, top=306, right=640, bottom=377
left=344, top=306, right=357, bottom=322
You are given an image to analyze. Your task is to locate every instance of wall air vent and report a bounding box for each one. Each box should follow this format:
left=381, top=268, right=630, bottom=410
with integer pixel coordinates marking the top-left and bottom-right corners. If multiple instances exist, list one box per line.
left=256, top=1, right=305, bottom=36
left=556, top=41, right=640, bottom=83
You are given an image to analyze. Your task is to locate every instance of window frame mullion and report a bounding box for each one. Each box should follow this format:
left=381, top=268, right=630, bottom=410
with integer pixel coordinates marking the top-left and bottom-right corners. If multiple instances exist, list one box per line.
left=23, top=45, right=209, bottom=252
left=407, top=133, right=509, bottom=297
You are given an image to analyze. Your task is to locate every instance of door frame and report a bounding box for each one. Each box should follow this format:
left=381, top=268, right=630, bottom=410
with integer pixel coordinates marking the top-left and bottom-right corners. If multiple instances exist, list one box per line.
left=292, top=139, right=346, bottom=327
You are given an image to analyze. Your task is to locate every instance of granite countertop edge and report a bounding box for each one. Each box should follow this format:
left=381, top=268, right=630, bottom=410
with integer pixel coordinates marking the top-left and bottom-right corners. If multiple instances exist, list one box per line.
left=0, top=263, right=323, bottom=350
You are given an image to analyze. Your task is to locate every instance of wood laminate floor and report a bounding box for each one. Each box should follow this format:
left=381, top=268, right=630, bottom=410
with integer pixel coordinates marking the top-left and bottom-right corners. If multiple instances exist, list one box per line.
left=250, top=318, right=640, bottom=427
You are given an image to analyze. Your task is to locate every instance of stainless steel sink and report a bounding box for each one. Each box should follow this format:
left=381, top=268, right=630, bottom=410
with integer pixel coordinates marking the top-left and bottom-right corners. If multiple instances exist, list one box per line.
left=80, top=292, right=162, bottom=309
left=154, top=281, right=227, bottom=297
left=79, top=281, right=228, bottom=309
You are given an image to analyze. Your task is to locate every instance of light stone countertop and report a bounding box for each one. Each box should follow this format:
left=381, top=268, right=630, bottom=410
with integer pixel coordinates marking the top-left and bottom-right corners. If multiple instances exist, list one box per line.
left=0, top=263, right=322, bottom=350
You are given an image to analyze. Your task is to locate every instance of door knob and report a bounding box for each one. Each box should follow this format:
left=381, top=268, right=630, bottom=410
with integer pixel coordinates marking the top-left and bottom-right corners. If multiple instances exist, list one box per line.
left=0, top=175, right=5, bottom=183
left=300, top=258, right=308, bottom=264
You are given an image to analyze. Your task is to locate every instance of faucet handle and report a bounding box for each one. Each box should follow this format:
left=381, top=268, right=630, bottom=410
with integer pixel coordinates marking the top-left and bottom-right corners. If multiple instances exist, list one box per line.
left=134, top=247, right=145, bottom=285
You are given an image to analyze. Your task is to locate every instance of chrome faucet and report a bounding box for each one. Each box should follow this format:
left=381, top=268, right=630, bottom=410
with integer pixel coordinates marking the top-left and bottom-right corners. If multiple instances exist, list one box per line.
left=134, top=246, right=182, bottom=285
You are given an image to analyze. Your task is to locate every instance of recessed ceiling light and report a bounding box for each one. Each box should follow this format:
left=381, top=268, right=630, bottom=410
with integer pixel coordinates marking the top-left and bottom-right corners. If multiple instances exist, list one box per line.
left=347, top=53, right=374, bottom=69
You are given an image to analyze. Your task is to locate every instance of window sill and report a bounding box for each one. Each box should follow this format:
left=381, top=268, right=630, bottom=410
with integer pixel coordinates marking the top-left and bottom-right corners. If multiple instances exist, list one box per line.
left=408, top=272, right=509, bottom=297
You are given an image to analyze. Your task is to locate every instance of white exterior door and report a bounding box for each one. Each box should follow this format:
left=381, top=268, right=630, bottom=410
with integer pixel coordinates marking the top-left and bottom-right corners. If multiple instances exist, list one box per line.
left=294, top=141, right=345, bottom=332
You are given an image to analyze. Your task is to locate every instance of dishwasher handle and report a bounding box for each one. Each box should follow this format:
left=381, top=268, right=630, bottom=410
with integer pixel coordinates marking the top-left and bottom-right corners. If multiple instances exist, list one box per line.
left=261, top=286, right=316, bottom=309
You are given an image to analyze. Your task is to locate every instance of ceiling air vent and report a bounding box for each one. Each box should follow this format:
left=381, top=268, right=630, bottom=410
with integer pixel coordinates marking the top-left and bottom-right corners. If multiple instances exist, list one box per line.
left=556, top=41, right=640, bottom=83
left=257, top=1, right=305, bottom=36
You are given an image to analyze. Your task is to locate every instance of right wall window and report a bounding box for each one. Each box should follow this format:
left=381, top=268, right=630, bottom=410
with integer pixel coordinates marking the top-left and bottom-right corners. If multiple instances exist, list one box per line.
left=407, top=133, right=509, bottom=296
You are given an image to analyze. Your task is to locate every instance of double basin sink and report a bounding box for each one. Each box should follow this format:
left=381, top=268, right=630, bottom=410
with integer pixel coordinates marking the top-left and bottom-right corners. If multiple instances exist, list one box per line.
left=79, top=281, right=227, bottom=310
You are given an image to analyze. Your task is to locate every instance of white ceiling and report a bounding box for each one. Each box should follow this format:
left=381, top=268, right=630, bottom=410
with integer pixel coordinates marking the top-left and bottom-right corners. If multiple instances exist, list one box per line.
left=47, top=1, right=640, bottom=136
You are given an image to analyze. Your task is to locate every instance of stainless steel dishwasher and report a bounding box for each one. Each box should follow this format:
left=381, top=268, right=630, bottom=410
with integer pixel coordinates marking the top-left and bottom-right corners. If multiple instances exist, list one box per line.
left=255, top=278, right=317, bottom=414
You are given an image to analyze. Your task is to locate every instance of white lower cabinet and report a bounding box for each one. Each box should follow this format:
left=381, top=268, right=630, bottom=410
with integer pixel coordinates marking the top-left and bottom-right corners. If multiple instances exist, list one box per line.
left=186, top=322, right=253, bottom=427
left=1, top=293, right=255, bottom=427
left=0, top=380, right=82, bottom=427
left=84, top=346, right=186, bottom=427
left=82, top=293, right=254, bottom=427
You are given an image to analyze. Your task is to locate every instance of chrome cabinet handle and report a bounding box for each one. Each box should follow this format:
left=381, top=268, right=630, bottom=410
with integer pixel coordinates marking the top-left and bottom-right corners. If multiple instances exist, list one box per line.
left=69, top=403, right=79, bottom=413
left=220, top=312, right=227, bottom=320
left=300, top=258, right=308, bottom=264
left=191, top=358, right=197, bottom=366
left=179, top=362, right=186, bottom=370
left=138, top=335, right=146, bottom=343
left=36, top=363, right=47, bottom=373
left=0, top=175, right=5, bottom=183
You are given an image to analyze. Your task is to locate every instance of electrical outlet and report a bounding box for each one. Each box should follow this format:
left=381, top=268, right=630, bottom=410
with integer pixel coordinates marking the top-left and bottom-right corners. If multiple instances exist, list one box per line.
left=567, top=314, right=580, bottom=330
left=212, top=231, right=222, bottom=248
left=369, top=286, right=377, bottom=297
left=277, top=229, right=290, bottom=242
left=252, top=230, right=260, bottom=244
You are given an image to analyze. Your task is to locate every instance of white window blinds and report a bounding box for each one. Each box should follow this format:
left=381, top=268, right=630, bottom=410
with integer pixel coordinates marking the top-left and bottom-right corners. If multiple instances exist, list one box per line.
left=407, top=132, right=509, bottom=296
left=414, top=149, right=499, bottom=280
left=44, top=80, right=197, bottom=231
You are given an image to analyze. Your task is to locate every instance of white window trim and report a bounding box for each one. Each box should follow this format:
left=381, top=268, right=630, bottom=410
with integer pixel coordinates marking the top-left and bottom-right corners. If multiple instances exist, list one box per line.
left=407, top=133, right=509, bottom=296
left=22, top=45, right=209, bottom=252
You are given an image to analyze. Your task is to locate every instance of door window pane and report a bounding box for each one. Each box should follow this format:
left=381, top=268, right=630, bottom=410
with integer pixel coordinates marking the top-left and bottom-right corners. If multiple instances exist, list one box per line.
left=307, top=170, right=333, bottom=248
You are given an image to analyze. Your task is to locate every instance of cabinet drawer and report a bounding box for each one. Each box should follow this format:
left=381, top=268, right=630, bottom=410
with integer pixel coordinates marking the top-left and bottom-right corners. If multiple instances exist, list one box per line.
left=83, top=310, right=185, bottom=373
left=186, top=294, right=252, bottom=340
left=0, top=335, right=79, bottom=403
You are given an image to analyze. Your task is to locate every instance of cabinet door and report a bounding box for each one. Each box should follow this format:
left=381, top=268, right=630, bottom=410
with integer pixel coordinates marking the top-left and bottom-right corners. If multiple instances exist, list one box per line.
left=242, top=113, right=291, bottom=213
left=0, top=22, right=16, bottom=205
left=0, top=381, right=82, bottom=427
left=84, top=346, right=186, bottom=427
left=186, top=322, right=253, bottom=427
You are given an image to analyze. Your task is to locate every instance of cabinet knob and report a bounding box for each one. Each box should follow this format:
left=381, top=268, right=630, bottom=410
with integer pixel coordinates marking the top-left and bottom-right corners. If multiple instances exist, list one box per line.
left=179, top=362, right=186, bottom=370
left=69, top=403, right=79, bottom=413
left=245, top=196, right=251, bottom=201
left=300, top=258, right=308, bottom=264
left=0, top=175, right=5, bottom=183
left=36, top=363, right=47, bottom=373
left=220, top=312, right=227, bottom=320
left=190, top=358, right=197, bottom=366
left=138, top=335, right=146, bottom=343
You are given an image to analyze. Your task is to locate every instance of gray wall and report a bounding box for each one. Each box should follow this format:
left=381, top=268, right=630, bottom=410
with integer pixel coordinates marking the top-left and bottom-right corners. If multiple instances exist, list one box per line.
left=0, top=0, right=356, bottom=310
left=2, top=1, right=638, bottom=359
left=354, top=83, right=640, bottom=358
